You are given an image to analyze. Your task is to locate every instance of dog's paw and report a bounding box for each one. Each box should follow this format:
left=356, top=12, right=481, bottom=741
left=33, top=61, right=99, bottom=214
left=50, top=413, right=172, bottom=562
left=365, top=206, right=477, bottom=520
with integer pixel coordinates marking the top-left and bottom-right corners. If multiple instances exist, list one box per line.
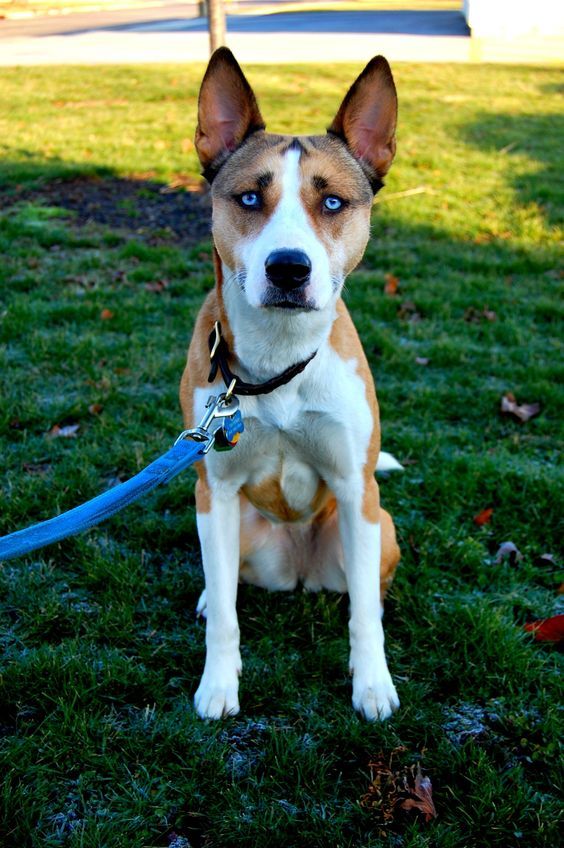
left=352, top=672, right=400, bottom=722
left=195, top=589, right=207, bottom=619
left=194, top=662, right=241, bottom=720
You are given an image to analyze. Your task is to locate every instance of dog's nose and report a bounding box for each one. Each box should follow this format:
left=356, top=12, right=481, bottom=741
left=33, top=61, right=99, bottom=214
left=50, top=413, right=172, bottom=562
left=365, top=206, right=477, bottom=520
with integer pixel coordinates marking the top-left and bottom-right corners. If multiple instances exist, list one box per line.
left=265, top=249, right=311, bottom=290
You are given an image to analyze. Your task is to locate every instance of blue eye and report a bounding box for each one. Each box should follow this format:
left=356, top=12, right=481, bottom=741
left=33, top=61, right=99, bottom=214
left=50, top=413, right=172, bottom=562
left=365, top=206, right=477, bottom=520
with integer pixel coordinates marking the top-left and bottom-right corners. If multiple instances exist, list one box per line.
left=324, top=196, right=343, bottom=211
left=239, top=192, right=261, bottom=208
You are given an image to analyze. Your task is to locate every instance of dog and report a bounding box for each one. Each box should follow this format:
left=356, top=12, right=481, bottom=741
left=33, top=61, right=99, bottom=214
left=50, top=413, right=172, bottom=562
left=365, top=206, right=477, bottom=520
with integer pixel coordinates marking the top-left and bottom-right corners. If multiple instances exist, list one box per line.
left=180, top=48, right=401, bottom=721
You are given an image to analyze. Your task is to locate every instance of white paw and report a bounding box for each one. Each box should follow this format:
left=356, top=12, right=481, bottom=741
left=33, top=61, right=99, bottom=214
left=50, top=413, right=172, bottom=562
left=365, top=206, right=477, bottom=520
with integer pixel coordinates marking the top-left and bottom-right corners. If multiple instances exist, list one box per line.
left=194, top=661, right=241, bottom=720
left=195, top=589, right=207, bottom=619
left=352, top=671, right=400, bottom=721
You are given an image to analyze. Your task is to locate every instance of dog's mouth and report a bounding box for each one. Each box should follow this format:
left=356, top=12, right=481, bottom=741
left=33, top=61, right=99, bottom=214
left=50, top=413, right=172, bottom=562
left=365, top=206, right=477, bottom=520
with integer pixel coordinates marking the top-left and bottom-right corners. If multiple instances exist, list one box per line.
left=261, top=286, right=318, bottom=312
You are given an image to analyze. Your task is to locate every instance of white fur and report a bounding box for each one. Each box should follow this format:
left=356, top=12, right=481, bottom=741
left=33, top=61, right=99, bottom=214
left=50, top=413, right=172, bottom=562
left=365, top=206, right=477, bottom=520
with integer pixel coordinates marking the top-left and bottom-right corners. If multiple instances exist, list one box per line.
left=238, top=149, right=335, bottom=313
left=194, top=497, right=242, bottom=719
left=377, top=451, right=404, bottom=473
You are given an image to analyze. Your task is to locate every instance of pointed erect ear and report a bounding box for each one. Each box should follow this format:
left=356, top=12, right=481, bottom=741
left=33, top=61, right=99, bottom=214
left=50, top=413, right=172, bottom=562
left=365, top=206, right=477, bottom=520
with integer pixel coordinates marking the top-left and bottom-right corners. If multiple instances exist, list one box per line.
left=328, top=56, right=397, bottom=186
left=195, top=47, right=265, bottom=179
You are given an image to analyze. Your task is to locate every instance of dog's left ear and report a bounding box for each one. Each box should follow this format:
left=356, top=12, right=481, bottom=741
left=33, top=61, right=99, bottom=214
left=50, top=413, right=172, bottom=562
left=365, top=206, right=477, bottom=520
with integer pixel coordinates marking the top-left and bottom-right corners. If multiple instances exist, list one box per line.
left=195, top=47, right=265, bottom=177
left=328, top=56, right=397, bottom=184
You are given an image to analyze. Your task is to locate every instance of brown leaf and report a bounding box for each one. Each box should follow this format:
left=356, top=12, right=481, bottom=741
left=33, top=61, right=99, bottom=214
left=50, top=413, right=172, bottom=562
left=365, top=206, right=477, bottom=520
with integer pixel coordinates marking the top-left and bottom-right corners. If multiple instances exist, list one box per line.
left=100, top=308, right=114, bottom=321
left=524, top=615, right=564, bottom=643
left=495, top=541, right=523, bottom=565
left=23, top=460, right=52, bottom=476
left=474, top=507, right=494, bottom=526
left=535, top=553, right=557, bottom=568
left=500, top=392, right=541, bottom=423
left=360, top=749, right=407, bottom=822
left=88, top=403, right=104, bottom=416
left=398, top=764, right=437, bottom=823
left=360, top=750, right=436, bottom=828
left=144, top=278, right=169, bottom=293
left=47, top=423, right=80, bottom=439
left=464, top=306, right=497, bottom=323
left=384, top=273, right=400, bottom=296
left=482, top=308, right=497, bottom=321
left=397, top=300, right=421, bottom=322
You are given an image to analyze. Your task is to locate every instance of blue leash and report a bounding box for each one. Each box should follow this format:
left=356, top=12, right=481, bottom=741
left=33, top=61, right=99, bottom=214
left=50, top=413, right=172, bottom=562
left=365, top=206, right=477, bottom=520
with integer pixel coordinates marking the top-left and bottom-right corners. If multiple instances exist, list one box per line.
left=0, top=393, right=243, bottom=563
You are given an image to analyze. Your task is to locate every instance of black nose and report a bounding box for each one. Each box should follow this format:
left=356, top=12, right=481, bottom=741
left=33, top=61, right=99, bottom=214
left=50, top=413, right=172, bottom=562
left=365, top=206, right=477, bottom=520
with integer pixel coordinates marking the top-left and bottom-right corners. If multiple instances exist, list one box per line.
left=265, top=249, right=311, bottom=290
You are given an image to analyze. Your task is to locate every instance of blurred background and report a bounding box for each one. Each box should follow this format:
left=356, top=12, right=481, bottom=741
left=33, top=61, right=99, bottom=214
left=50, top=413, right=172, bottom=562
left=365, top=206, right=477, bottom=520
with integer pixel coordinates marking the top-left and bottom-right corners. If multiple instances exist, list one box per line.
left=1, top=0, right=563, bottom=64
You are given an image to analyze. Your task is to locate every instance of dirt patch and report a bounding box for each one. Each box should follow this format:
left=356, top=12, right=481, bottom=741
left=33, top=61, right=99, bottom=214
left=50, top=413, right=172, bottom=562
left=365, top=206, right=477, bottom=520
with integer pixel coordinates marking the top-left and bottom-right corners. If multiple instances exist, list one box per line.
left=0, top=175, right=213, bottom=245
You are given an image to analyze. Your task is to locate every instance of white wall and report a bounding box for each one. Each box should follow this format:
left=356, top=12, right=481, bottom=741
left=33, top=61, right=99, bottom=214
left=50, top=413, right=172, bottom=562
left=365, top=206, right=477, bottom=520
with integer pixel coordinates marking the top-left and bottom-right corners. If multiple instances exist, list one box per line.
left=464, top=0, right=564, bottom=38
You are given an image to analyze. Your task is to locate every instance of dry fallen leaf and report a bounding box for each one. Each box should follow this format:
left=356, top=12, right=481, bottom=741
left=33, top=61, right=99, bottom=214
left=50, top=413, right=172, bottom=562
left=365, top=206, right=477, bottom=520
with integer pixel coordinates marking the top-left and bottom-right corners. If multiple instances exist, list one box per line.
left=495, top=541, right=523, bottom=565
left=524, top=615, right=564, bottom=643
left=535, top=553, right=557, bottom=568
left=399, top=764, right=437, bottom=823
left=88, top=403, right=104, bottom=416
left=501, top=392, right=541, bottom=423
left=464, top=306, right=497, bottom=323
left=100, top=308, right=114, bottom=321
left=474, top=507, right=494, bottom=526
left=384, top=273, right=400, bottom=296
left=144, top=279, right=169, bottom=293
left=398, top=300, right=421, bottom=322
left=23, top=460, right=52, bottom=476
left=47, top=423, right=80, bottom=439
left=360, top=750, right=436, bottom=827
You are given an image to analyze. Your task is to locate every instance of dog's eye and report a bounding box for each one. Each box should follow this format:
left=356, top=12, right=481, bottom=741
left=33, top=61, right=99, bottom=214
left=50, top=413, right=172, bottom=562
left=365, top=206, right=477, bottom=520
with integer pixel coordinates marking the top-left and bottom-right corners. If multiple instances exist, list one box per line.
left=239, top=192, right=261, bottom=209
left=323, top=196, right=343, bottom=212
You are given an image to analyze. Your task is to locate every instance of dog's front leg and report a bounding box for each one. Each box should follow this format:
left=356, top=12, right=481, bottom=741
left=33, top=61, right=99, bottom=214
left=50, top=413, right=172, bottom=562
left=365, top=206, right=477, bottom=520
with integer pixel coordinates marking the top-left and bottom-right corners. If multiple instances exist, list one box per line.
left=194, top=482, right=242, bottom=719
left=338, top=478, right=399, bottom=721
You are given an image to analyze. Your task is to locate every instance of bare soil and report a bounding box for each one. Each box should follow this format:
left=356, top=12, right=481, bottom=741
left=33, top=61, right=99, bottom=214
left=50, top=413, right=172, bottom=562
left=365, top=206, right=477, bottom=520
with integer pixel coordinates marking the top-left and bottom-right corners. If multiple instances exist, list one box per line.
left=0, top=175, right=212, bottom=245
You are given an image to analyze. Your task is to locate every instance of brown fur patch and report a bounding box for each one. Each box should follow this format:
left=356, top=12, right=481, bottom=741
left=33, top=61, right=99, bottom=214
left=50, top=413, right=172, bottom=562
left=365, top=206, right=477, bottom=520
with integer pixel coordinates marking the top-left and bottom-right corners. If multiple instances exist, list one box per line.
left=242, top=475, right=330, bottom=524
left=210, top=133, right=290, bottom=269
left=380, top=507, right=401, bottom=597
left=179, top=251, right=234, bottom=515
left=299, top=136, right=373, bottom=275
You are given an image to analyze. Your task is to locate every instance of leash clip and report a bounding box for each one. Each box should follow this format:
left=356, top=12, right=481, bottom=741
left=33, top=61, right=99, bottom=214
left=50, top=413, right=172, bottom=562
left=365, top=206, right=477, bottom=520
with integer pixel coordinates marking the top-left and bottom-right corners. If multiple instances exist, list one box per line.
left=174, top=393, right=244, bottom=454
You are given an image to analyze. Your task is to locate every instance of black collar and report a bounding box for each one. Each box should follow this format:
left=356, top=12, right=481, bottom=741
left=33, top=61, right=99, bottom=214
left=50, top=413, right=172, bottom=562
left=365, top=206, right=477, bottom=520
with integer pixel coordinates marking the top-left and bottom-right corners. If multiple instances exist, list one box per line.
left=207, top=321, right=317, bottom=397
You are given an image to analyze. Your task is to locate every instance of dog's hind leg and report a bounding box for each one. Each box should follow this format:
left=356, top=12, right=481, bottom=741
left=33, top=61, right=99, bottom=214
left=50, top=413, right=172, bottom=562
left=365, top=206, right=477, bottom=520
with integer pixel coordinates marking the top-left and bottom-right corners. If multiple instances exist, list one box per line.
left=238, top=497, right=299, bottom=591
left=303, top=500, right=399, bottom=605
left=379, top=507, right=400, bottom=605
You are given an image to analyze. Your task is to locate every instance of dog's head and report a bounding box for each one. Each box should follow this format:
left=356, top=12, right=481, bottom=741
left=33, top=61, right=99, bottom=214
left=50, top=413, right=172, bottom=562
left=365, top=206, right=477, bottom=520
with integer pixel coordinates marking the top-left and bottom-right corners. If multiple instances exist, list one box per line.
left=195, top=49, right=397, bottom=314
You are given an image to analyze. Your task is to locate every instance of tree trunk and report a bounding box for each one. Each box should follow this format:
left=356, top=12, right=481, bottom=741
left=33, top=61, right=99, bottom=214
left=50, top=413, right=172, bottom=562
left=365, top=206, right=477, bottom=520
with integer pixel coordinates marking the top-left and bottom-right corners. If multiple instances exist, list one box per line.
left=207, top=0, right=226, bottom=54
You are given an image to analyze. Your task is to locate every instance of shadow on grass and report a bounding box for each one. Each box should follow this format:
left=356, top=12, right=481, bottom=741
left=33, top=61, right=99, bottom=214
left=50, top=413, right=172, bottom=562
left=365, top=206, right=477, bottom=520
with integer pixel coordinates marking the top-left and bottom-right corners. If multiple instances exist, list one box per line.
left=0, top=156, right=211, bottom=246
left=462, top=111, right=564, bottom=228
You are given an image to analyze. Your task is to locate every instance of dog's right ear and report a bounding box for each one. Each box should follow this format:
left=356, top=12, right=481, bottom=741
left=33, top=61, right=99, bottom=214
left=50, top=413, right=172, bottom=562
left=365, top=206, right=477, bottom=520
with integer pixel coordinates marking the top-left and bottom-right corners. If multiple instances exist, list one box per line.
left=195, top=48, right=265, bottom=179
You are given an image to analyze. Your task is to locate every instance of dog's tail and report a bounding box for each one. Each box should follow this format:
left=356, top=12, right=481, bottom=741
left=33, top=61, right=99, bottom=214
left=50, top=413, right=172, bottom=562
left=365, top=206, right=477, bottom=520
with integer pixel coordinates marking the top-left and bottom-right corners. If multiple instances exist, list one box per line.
left=376, top=451, right=404, bottom=473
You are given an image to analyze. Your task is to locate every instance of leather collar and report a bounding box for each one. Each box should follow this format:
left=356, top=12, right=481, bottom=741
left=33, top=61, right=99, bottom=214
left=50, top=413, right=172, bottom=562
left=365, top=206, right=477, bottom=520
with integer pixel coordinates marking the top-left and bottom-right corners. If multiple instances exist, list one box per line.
left=207, top=321, right=316, bottom=397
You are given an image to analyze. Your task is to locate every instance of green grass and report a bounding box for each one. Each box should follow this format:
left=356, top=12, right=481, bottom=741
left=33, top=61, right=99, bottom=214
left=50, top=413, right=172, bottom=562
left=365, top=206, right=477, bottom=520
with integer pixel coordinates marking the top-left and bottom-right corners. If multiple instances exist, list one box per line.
left=0, top=63, right=563, bottom=848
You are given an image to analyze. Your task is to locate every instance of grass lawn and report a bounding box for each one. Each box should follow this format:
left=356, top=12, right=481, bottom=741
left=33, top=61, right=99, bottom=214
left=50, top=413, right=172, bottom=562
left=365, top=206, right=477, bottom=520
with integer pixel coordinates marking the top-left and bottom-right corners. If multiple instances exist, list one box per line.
left=0, top=62, right=562, bottom=847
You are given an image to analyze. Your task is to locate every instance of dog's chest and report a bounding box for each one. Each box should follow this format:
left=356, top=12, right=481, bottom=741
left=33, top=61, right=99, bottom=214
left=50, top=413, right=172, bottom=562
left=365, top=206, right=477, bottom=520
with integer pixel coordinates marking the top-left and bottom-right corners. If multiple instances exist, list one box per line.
left=203, top=348, right=374, bottom=523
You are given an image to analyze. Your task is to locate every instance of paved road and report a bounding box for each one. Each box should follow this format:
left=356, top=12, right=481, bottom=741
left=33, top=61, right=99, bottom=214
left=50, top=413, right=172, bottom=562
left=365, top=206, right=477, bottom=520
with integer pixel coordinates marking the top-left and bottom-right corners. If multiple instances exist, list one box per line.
left=0, top=2, right=200, bottom=38
left=1, top=7, right=468, bottom=38
left=0, top=6, right=474, bottom=64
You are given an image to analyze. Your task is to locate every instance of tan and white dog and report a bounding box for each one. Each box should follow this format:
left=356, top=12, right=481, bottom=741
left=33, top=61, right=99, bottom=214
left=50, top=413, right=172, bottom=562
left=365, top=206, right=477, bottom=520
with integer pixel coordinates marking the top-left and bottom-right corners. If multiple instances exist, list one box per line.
left=180, top=48, right=401, bottom=721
